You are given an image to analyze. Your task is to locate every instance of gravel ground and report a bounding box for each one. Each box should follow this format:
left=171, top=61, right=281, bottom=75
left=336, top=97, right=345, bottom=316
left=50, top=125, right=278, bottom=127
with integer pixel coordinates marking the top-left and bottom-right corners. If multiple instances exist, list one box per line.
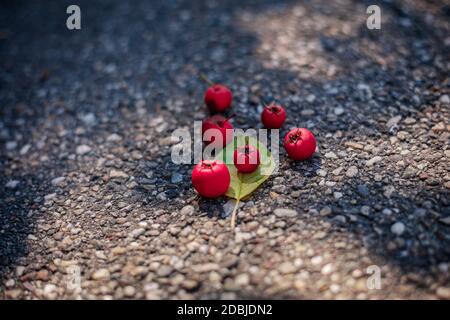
left=1, top=0, right=449, bottom=299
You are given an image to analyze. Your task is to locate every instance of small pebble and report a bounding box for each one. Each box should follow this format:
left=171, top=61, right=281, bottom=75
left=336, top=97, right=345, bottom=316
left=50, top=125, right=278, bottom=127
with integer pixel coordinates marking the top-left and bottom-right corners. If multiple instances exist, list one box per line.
left=76, top=144, right=92, bottom=155
left=391, top=222, right=405, bottom=236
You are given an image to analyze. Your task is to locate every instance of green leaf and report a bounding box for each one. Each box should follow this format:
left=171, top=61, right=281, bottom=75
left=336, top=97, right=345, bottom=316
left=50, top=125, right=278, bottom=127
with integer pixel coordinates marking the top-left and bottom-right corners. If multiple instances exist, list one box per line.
left=215, top=135, right=276, bottom=228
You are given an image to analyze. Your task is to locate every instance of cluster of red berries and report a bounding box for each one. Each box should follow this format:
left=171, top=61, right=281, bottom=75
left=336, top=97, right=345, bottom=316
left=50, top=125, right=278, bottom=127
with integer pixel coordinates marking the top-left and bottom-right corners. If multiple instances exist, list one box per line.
left=192, top=78, right=317, bottom=198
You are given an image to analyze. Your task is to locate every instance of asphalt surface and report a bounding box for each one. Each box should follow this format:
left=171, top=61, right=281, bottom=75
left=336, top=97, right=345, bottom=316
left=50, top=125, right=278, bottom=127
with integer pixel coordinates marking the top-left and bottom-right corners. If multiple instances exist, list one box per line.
left=0, top=0, right=449, bottom=299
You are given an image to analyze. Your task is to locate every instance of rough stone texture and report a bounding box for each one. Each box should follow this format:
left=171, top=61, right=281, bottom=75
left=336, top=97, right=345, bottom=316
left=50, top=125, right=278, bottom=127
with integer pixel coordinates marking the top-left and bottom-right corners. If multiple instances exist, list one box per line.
left=0, top=0, right=449, bottom=299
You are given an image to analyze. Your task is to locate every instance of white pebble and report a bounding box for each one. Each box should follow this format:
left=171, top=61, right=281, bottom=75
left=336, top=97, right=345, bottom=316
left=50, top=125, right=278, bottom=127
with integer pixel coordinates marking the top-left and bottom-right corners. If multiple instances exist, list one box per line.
left=439, top=94, right=450, bottom=104
left=324, top=151, right=337, bottom=159
left=311, top=256, right=323, bottom=266
left=51, top=177, right=66, bottom=186
left=6, top=180, right=20, bottom=189
left=366, top=156, right=382, bottom=167
left=321, top=263, right=334, bottom=275
left=274, top=208, right=298, bottom=218
left=19, top=144, right=31, bottom=155
left=76, top=144, right=92, bottom=155
left=346, top=166, right=358, bottom=177
left=391, top=222, right=405, bottom=236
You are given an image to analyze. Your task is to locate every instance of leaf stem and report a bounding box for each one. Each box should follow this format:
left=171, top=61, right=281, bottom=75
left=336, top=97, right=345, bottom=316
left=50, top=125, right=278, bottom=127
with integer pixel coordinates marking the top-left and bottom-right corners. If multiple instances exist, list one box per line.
left=230, top=198, right=240, bottom=230
left=199, top=73, right=215, bottom=86
left=230, top=172, right=243, bottom=230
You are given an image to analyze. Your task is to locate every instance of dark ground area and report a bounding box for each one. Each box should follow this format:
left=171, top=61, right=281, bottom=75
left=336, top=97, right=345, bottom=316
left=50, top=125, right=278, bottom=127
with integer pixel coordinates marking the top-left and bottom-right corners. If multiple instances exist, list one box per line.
left=0, top=0, right=449, bottom=299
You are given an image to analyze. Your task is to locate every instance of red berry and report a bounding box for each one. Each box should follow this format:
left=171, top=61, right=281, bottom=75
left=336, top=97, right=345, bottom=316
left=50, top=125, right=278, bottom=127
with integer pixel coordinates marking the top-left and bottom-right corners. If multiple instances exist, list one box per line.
left=261, top=103, right=286, bottom=129
left=204, top=84, right=232, bottom=112
left=191, top=160, right=230, bottom=198
left=233, top=145, right=260, bottom=173
left=202, top=114, right=233, bottom=147
left=283, top=128, right=316, bottom=160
